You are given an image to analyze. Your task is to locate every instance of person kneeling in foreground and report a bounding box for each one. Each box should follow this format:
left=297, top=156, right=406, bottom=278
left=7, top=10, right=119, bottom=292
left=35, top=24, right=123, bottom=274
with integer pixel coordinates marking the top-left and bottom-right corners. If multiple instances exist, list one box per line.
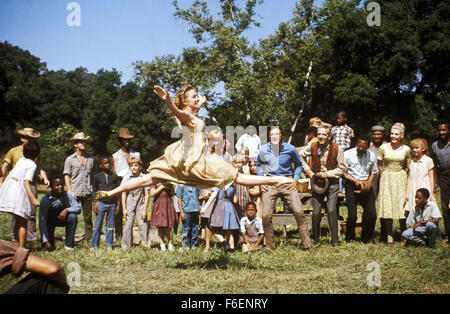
left=402, top=188, right=442, bottom=248
left=240, top=202, right=264, bottom=252
left=0, top=239, right=69, bottom=294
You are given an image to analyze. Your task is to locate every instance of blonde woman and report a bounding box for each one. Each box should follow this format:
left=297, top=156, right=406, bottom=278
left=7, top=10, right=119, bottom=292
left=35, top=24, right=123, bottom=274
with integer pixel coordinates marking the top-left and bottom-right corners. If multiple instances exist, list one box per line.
left=377, top=123, right=411, bottom=245
left=96, top=85, right=294, bottom=200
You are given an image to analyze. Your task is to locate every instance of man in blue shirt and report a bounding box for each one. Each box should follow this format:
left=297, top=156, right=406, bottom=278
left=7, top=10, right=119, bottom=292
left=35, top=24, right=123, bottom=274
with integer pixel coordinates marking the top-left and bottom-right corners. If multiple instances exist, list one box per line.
left=176, top=185, right=201, bottom=249
left=39, top=175, right=81, bottom=250
left=256, top=124, right=312, bottom=251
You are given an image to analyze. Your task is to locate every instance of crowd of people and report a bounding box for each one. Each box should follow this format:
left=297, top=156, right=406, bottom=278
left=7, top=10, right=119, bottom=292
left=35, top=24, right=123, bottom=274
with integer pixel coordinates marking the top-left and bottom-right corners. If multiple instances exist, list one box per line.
left=0, top=85, right=448, bottom=259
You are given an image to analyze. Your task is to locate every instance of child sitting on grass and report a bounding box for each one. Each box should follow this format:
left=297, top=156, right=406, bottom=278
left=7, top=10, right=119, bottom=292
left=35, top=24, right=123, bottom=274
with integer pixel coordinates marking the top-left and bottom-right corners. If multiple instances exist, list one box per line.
left=402, top=188, right=442, bottom=248
left=240, top=202, right=264, bottom=252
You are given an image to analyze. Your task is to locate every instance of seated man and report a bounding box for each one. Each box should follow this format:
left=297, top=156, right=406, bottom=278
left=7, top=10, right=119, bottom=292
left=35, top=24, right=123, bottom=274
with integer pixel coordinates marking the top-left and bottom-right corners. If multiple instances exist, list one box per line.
left=402, top=188, right=442, bottom=248
left=39, top=175, right=81, bottom=250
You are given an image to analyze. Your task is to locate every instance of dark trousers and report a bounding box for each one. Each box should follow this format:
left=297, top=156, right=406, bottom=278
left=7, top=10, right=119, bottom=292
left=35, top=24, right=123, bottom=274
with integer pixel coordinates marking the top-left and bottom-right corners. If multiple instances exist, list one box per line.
left=5, top=274, right=67, bottom=294
left=78, top=196, right=93, bottom=241
left=344, top=182, right=377, bottom=243
left=44, top=212, right=78, bottom=248
left=438, top=174, right=450, bottom=237
left=311, top=183, right=340, bottom=245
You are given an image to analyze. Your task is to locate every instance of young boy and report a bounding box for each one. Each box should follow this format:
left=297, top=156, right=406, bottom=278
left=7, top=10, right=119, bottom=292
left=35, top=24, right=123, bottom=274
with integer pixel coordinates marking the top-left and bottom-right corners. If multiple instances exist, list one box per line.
left=91, top=156, right=121, bottom=249
left=240, top=202, right=264, bottom=252
left=121, top=157, right=150, bottom=249
left=402, top=188, right=442, bottom=247
left=331, top=111, right=355, bottom=151
left=176, top=185, right=201, bottom=250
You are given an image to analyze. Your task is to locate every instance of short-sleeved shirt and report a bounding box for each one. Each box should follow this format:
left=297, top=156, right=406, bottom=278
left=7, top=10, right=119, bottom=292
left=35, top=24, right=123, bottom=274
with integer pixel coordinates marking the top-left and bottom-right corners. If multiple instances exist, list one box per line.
left=63, top=152, right=96, bottom=198
left=175, top=185, right=201, bottom=213
left=235, top=133, right=261, bottom=159
left=331, top=124, right=355, bottom=150
left=406, top=201, right=442, bottom=227
left=240, top=216, right=264, bottom=235
left=431, top=140, right=450, bottom=175
left=344, top=148, right=378, bottom=181
left=0, top=239, right=30, bottom=277
left=112, top=148, right=141, bottom=178
left=93, top=171, right=121, bottom=203
left=3, top=145, right=43, bottom=182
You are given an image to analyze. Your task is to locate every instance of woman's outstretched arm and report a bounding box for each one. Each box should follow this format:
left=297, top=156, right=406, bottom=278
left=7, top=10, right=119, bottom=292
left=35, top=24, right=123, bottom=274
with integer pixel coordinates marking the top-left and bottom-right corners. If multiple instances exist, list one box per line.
left=154, top=85, right=191, bottom=125
left=96, top=174, right=162, bottom=199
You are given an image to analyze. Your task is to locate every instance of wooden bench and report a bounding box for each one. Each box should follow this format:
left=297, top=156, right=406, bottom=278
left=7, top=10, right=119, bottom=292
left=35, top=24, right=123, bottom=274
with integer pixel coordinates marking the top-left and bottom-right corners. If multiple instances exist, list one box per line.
left=272, top=192, right=345, bottom=237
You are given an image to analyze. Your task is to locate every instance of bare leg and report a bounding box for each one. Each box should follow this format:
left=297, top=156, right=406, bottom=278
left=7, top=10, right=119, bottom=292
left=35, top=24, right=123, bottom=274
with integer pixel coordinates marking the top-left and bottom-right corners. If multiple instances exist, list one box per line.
left=97, top=174, right=163, bottom=199
left=157, top=228, right=166, bottom=246
left=167, top=228, right=173, bottom=245
left=234, top=173, right=295, bottom=187
left=15, top=215, right=27, bottom=248
left=204, top=227, right=212, bottom=252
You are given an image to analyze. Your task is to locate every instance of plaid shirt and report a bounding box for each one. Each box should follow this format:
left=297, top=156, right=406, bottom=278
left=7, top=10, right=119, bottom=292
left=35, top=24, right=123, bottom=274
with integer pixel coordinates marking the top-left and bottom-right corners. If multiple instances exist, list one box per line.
left=331, top=124, right=354, bottom=150
left=63, top=152, right=96, bottom=198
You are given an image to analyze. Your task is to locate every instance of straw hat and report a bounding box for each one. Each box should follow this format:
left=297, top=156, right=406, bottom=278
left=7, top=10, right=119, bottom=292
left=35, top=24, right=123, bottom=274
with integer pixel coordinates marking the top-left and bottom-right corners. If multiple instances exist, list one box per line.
left=17, top=127, right=40, bottom=139
left=70, top=132, right=90, bottom=142
left=310, top=175, right=329, bottom=195
left=118, top=128, right=134, bottom=139
left=355, top=181, right=371, bottom=194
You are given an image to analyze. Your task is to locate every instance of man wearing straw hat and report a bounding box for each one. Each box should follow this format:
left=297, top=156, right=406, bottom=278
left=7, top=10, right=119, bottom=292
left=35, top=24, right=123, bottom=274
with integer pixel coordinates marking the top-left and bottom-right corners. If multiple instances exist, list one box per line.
left=111, top=128, right=140, bottom=239
left=1, top=128, right=50, bottom=248
left=63, top=132, right=96, bottom=242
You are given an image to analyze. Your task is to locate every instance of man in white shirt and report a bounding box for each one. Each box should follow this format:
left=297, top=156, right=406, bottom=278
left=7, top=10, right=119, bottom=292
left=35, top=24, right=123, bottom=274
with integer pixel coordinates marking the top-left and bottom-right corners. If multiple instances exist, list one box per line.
left=235, top=121, right=261, bottom=160
left=112, top=128, right=140, bottom=238
left=343, top=135, right=378, bottom=243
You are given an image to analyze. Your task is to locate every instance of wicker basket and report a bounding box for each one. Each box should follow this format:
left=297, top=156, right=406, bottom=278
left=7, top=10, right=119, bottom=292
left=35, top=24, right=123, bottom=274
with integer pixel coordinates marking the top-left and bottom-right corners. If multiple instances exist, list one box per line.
left=297, top=179, right=310, bottom=193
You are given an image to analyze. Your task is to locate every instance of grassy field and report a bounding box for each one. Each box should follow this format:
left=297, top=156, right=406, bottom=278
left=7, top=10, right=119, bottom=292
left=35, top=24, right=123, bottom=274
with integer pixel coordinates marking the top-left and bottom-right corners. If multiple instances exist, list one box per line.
left=0, top=188, right=448, bottom=294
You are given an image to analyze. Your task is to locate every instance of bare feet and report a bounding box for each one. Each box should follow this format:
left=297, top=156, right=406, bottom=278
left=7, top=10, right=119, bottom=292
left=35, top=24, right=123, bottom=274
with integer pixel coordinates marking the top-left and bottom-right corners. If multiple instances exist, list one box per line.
left=95, top=191, right=110, bottom=200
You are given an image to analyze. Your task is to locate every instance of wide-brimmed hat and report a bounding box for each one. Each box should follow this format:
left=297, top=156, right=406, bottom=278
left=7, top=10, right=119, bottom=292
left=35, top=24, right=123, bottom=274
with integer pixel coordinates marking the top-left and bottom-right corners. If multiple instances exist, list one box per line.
left=355, top=181, right=372, bottom=194
left=17, top=128, right=40, bottom=139
left=311, top=175, right=329, bottom=195
left=70, top=132, right=90, bottom=142
left=118, top=128, right=134, bottom=139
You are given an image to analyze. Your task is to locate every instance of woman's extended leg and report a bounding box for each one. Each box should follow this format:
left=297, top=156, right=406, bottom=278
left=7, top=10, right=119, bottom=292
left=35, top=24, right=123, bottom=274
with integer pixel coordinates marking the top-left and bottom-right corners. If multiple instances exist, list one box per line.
left=96, top=174, right=163, bottom=199
left=234, top=173, right=295, bottom=187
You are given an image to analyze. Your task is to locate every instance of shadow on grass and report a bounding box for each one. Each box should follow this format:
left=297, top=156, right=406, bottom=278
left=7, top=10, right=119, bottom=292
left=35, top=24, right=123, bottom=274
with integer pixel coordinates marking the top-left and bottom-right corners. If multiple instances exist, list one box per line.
left=172, top=253, right=232, bottom=270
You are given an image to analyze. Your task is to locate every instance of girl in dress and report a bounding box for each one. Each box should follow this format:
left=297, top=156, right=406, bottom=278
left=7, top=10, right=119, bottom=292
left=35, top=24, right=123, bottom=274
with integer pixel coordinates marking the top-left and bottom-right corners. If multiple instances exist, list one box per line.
left=96, top=85, right=294, bottom=200
left=405, top=138, right=435, bottom=215
left=377, top=123, right=411, bottom=245
left=149, top=183, right=178, bottom=251
left=0, top=141, right=41, bottom=247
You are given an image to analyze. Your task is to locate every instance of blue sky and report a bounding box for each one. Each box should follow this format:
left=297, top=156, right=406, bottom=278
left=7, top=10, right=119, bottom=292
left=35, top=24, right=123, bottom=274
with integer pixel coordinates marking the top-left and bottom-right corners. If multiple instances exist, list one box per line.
left=0, top=0, right=316, bottom=83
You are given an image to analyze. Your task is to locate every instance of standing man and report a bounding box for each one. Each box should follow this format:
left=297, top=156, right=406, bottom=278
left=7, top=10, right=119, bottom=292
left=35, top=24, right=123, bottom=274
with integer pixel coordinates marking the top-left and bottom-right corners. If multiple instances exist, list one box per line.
left=112, top=128, right=141, bottom=239
left=236, top=121, right=261, bottom=160
left=2, top=128, right=50, bottom=248
left=63, top=132, right=96, bottom=242
left=368, top=125, right=387, bottom=199
left=256, top=124, right=312, bottom=251
left=343, top=135, right=378, bottom=243
left=300, top=125, right=345, bottom=247
left=431, top=122, right=450, bottom=243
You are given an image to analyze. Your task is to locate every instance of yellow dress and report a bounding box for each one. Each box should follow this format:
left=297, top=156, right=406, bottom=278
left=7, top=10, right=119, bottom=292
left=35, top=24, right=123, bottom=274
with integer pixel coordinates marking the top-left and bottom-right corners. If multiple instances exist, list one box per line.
left=147, top=113, right=238, bottom=190
left=377, top=143, right=411, bottom=219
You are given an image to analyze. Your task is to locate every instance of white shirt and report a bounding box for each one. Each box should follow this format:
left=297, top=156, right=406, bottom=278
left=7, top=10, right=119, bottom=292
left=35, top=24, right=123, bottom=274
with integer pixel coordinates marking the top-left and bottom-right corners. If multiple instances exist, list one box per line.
left=406, top=201, right=442, bottom=227
left=344, top=148, right=378, bottom=181
left=235, top=133, right=261, bottom=159
left=112, top=149, right=140, bottom=178
left=240, top=216, right=264, bottom=234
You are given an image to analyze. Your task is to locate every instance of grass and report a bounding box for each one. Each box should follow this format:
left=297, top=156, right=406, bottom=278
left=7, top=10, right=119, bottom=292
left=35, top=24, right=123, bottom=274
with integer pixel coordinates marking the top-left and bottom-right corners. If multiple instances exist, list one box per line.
left=0, top=188, right=448, bottom=294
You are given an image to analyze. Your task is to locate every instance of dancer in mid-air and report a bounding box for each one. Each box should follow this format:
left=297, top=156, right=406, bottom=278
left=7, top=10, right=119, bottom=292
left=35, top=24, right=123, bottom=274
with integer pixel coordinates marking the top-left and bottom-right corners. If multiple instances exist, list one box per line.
left=96, top=84, right=295, bottom=200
